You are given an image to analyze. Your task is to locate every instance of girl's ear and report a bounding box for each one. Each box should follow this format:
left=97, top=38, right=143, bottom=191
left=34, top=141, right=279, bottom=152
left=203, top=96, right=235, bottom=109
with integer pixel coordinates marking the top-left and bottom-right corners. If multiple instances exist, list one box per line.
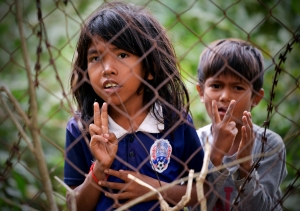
left=252, top=88, right=264, bottom=107
left=196, top=84, right=204, bottom=103
left=147, top=73, right=154, bottom=80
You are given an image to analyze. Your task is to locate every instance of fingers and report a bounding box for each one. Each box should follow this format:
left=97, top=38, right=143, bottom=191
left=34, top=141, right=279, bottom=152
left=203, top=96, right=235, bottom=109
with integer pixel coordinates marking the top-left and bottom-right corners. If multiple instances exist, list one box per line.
left=94, top=102, right=101, bottom=127
left=242, top=111, right=253, bottom=141
left=105, top=190, right=135, bottom=201
left=91, top=102, right=109, bottom=136
left=99, top=180, right=127, bottom=191
left=238, top=111, right=254, bottom=156
left=222, top=100, right=236, bottom=123
left=228, top=121, right=238, bottom=136
left=101, top=102, right=109, bottom=134
left=244, top=111, right=253, bottom=128
left=212, top=100, right=221, bottom=124
left=89, top=124, right=102, bottom=137
left=105, top=169, right=129, bottom=181
left=106, top=132, right=118, bottom=145
left=90, top=134, right=109, bottom=148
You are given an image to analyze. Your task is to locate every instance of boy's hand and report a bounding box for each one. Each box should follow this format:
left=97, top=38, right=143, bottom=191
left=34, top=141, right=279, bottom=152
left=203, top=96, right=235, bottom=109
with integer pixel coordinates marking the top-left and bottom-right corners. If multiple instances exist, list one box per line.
left=237, top=111, right=254, bottom=178
left=211, top=100, right=238, bottom=166
left=89, top=102, right=118, bottom=170
left=98, top=169, right=160, bottom=208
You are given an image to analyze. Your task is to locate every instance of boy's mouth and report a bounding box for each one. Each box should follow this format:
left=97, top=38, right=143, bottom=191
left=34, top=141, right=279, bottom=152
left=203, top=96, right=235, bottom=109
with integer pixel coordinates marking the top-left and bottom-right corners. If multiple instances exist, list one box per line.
left=218, top=107, right=227, bottom=115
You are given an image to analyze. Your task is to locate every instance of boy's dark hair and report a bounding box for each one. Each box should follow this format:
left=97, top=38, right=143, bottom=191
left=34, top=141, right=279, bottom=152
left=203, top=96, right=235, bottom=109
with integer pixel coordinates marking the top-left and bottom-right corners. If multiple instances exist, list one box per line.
left=197, top=38, right=264, bottom=94
left=71, top=2, right=189, bottom=133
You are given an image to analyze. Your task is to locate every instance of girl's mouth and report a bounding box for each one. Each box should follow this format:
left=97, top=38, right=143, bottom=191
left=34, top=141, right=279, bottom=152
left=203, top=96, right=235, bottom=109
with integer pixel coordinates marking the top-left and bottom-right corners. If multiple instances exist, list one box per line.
left=104, top=83, right=120, bottom=89
left=103, top=81, right=121, bottom=94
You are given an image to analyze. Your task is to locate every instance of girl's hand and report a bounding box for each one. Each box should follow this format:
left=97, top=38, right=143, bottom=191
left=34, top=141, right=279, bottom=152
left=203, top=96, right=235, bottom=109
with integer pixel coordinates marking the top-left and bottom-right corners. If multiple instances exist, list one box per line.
left=211, top=100, right=238, bottom=166
left=89, top=102, right=118, bottom=170
left=98, top=169, right=160, bottom=208
left=237, top=111, right=255, bottom=178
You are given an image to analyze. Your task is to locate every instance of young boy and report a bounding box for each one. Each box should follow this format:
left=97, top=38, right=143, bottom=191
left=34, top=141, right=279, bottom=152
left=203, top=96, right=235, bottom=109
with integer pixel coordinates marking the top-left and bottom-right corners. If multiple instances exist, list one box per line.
left=196, top=38, right=287, bottom=211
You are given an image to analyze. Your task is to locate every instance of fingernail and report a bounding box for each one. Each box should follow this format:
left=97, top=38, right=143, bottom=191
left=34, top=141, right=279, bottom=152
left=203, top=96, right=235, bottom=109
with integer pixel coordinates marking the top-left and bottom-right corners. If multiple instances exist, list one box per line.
left=98, top=181, right=101, bottom=185
left=104, top=169, right=108, bottom=173
left=104, top=134, right=109, bottom=138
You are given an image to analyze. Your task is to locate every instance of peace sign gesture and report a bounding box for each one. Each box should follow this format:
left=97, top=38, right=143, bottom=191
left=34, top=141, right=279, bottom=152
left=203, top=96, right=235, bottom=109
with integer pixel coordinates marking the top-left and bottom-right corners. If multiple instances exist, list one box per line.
left=210, top=100, right=238, bottom=166
left=89, top=102, right=118, bottom=170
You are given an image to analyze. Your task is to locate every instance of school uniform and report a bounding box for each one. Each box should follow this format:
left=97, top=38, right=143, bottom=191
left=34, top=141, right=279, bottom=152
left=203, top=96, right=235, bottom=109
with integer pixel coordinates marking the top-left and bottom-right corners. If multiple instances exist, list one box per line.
left=64, top=108, right=204, bottom=211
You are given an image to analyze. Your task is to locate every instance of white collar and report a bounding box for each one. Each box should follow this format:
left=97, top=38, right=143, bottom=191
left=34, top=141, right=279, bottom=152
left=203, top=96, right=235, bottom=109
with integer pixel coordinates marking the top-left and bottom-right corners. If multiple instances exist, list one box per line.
left=108, top=104, right=164, bottom=139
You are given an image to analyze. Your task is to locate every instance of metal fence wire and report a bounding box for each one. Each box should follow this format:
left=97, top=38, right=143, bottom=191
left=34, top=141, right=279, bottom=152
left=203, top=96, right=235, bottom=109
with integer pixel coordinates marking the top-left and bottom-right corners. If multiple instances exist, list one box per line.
left=0, top=0, right=299, bottom=210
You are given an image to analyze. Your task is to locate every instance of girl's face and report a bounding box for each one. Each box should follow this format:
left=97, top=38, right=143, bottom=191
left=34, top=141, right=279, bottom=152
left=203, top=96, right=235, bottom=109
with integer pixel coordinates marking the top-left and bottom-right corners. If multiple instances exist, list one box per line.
left=87, top=37, right=148, bottom=111
left=196, top=73, right=264, bottom=127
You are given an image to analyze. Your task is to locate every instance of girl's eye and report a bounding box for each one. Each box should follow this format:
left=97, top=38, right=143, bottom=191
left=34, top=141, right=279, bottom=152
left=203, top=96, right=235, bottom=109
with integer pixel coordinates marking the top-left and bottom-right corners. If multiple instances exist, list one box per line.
left=89, top=56, right=100, bottom=63
left=118, top=53, right=128, bottom=59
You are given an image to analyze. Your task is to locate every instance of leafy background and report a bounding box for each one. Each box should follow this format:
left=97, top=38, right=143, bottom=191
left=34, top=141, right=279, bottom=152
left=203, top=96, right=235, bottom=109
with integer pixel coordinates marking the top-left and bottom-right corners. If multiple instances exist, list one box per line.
left=0, top=0, right=299, bottom=210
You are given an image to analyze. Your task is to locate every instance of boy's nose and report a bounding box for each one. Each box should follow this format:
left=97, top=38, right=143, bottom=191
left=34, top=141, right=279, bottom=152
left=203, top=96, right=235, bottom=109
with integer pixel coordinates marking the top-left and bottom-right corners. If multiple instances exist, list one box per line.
left=219, top=89, right=231, bottom=102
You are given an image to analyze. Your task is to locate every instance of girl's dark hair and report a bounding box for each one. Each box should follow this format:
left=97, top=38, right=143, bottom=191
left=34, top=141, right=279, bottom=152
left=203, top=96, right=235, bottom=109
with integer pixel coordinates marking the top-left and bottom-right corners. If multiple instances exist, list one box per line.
left=197, top=38, right=264, bottom=94
left=71, top=1, right=189, bottom=133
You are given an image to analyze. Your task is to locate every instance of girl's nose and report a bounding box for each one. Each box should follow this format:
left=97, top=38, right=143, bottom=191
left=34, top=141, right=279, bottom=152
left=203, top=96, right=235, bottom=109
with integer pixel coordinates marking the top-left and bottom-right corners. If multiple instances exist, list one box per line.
left=102, top=57, right=117, bottom=76
left=102, top=68, right=115, bottom=77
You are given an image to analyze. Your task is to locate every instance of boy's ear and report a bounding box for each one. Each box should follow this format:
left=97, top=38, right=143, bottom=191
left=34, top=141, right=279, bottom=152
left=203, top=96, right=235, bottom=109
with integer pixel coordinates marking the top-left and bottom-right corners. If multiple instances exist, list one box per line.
left=252, top=88, right=264, bottom=107
left=196, top=84, right=204, bottom=103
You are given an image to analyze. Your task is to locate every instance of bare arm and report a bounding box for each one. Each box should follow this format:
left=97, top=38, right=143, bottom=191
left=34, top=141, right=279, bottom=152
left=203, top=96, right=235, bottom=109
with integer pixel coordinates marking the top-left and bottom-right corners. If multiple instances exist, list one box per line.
left=98, top=169, right=199, bottom=208
left=203, top=100, right=237, bottom=210
left=66, top=161, right=107, bottom=211
left=233, top=129, right=287, bottom=211
left=66, top=102, right=118, bottom=210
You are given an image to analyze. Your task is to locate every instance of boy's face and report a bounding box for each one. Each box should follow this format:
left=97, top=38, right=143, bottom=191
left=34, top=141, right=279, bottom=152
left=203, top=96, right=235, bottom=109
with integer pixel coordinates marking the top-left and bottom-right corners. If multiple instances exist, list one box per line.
left=197, top=73, right=264, bottom=126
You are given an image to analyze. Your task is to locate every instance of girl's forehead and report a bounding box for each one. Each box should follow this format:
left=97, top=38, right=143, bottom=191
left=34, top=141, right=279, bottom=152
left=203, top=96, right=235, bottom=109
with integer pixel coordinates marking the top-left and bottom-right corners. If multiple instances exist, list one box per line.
left=89, top=36, right=117, bottom=50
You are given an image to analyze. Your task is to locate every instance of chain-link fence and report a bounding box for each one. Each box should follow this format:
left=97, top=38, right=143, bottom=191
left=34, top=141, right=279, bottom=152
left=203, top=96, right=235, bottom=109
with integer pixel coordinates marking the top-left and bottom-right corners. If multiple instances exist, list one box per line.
left=0, top=0, right=299, bottom=210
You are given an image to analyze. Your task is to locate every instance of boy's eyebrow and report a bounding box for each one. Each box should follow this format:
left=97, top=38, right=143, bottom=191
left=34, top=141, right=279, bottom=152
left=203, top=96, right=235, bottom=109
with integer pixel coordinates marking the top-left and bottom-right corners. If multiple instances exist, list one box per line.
left=209, top=76, right=245, bottom=84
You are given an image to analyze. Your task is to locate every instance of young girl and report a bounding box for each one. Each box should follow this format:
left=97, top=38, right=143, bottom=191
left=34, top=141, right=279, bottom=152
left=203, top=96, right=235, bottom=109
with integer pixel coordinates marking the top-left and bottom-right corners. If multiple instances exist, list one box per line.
left=64, top=2, right=204, bottom=211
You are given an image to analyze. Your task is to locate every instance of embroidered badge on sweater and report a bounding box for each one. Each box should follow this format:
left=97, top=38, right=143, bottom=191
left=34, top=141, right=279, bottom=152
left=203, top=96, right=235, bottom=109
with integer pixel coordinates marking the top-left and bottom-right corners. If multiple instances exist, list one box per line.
left=150, top=139, right=172, bottom=173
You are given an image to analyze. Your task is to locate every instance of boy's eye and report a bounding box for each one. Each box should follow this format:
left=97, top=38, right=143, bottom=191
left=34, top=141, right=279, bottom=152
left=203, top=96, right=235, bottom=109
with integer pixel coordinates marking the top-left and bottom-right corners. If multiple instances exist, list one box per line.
left=118, top=53, right=128, bottom=59
left=211, top=84, right=221, bottom=89
left=234, top=86, right=244, bottom=90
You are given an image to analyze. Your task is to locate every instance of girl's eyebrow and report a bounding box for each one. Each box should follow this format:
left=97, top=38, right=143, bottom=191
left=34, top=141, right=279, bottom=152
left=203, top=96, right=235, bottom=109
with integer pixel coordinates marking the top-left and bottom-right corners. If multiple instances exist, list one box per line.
left=87, top=46, right=120, bottom=56
left=87, top=49, right=98, bottom=56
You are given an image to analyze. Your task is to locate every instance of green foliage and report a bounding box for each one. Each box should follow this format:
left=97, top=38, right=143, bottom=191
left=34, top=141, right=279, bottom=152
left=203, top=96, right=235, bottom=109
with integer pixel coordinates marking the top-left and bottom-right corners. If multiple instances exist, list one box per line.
left=0, top=0, right=299, bottom=210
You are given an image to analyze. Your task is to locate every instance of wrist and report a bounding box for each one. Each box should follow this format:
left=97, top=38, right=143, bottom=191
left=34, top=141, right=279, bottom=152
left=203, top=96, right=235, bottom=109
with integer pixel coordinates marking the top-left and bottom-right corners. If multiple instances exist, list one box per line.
left=239, top=162, right=253, bottom=179
left=210, top=151, right=224, bottom=166
left=89, top=161, right=108, bottom=184
left=240, top=161, right=252, bottom=172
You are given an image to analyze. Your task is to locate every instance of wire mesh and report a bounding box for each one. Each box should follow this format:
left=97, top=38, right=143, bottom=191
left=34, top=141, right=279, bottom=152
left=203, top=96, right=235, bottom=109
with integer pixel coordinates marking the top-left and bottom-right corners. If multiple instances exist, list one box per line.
left=0, top=0, right=299, bottom=210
